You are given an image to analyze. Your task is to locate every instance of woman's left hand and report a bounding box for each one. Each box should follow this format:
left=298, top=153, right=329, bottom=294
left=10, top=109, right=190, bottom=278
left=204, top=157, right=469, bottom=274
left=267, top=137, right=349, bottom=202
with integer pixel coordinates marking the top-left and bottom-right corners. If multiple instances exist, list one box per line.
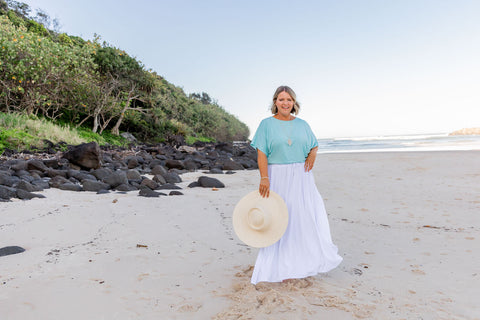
left=304, top=147, right=318, bottom=172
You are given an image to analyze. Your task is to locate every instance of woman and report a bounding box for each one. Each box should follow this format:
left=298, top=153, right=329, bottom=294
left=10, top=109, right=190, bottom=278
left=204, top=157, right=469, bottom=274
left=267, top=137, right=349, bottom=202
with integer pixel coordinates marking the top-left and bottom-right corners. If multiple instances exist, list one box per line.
left=250, top=85, right=342, bottom=284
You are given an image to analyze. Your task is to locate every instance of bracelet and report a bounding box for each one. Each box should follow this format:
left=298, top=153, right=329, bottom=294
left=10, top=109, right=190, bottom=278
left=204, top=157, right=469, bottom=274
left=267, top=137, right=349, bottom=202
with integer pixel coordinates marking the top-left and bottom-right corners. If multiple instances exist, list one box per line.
left=261, top=177, right=269, bottom=180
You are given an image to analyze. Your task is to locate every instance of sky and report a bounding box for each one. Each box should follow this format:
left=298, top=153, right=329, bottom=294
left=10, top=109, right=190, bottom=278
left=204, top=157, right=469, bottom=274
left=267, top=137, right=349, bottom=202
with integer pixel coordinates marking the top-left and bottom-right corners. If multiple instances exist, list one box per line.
left=19, top=0, right=480, bottom=138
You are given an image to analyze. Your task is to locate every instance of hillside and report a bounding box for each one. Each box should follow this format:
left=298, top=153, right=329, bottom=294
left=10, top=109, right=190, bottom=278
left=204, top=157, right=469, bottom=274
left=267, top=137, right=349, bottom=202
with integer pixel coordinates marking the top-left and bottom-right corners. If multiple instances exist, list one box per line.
left=0, top=0, right=249, bottom=147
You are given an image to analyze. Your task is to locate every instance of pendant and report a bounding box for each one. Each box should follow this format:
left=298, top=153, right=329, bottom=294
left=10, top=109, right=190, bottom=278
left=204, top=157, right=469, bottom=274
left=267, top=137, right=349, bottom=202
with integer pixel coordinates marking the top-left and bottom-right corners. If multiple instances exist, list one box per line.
left=288, top=139, right=292, bottom=146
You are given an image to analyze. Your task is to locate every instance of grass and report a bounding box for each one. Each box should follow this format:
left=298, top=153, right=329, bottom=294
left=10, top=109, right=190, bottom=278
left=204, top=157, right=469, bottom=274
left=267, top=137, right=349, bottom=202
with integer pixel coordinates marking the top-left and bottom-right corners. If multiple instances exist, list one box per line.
left=185, top=135, right=214, bottom=145
left=0, top=112, right=129, bottom=154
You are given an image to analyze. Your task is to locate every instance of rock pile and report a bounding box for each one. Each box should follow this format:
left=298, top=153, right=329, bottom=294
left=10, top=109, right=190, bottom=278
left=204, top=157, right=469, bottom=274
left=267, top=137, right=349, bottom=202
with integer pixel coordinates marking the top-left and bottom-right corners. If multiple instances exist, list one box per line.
left=0, top=141, right=257, bottom=201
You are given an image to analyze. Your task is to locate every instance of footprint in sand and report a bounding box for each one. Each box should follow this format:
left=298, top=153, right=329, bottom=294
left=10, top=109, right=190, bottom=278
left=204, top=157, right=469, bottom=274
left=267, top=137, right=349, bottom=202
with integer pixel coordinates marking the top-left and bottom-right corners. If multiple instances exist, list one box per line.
left=411, top=269, right=426, bottom=275
left=465, top=237, right=475, bottom=240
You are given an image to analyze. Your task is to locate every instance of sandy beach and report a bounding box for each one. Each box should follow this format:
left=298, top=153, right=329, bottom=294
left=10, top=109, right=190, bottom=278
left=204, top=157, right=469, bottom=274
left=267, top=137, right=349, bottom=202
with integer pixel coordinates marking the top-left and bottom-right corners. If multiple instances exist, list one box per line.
left=2, top=151, right=479, bottom=319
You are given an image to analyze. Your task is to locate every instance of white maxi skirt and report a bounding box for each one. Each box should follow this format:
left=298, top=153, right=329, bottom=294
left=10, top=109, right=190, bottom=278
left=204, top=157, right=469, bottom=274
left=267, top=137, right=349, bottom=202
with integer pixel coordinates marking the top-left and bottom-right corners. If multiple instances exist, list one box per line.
left=251, top=162, right=343, bottom=285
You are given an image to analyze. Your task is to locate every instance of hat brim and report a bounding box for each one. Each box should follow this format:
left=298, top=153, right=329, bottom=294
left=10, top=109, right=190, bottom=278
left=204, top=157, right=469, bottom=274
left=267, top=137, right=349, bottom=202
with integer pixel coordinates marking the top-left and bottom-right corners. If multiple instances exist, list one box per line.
left=232, top=190, right=289, bottom=248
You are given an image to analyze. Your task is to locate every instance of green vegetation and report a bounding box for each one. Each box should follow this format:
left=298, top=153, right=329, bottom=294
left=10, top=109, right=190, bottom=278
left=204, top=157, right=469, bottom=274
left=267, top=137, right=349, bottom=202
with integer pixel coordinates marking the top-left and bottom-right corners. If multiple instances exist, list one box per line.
left=0, top=0, right=249, bottom=154
left=0, top=111, right=128, bottom=153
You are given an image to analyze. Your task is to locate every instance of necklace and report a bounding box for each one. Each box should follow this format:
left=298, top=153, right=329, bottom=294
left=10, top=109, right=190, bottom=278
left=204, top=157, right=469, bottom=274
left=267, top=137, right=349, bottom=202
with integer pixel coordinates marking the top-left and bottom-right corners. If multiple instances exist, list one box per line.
left=285, top=121, right=294, bottom=146
left=274, top=115, right=294, bottom=146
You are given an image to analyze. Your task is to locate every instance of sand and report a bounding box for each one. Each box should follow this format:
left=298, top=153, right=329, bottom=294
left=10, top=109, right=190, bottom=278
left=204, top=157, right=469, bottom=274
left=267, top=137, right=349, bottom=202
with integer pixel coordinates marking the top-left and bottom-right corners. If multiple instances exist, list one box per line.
left=1, top=151, right=479, bottom=319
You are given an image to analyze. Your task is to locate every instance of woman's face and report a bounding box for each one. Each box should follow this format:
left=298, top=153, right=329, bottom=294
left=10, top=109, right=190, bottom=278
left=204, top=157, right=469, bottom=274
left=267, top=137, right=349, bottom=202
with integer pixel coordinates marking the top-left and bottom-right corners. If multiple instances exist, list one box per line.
left=275, top=91, right=294, bottom=118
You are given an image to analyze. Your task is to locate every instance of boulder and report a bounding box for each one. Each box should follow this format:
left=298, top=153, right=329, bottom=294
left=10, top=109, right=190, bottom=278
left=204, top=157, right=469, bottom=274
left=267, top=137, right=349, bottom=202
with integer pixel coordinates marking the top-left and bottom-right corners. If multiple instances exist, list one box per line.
left=121, top=132, right=137, bottom=143
left=165, top=159, right=185, bottom=170
left=219, top=159, right=244, bottom=171
left=152, top=174, right=166, bottom=185
left=62, top=142, right=101, bottom=169
left=16, top=189, right=45, bottom=200
left=31, top=179, right=50, bottom=190
left=69, top=170, right=97, bottom=182
left=184, top=160, right=200, bottom=171
left=0, top=185, right=16, bottom=200
left=169, top=191, right=183, bottom=196
left=43, top=159, right=60, bottom=169
left=188, top=181, right=200, bottom=188
left=163, top=172, right=182, bottom=184
left=92, top=168, right=113, bottom=181
left=157, top=183, right=182, bottom=190
left=16, top=180, right=38, bottom=192
left=127, top=158, right=139, bottom=169
left=0, top=246, right=26, bottom=257
left=140, top=178, right=158, bottom=190
left=115, top=183, right=138, bottom=192
left=103, top=171, right=128, bottom=188
left=198, top=176, right=225, bottom=188
left=58, top=183, right=83, bottom=192
left=208, top=168, right=224, bottom=174
left=126, top=169, right=142, bottom=180
left=10, top=160, right=27, bottom=171
left=138, top=189, right=166, bottom=197
left=82, top=180, right=110, bottom=192
left=151, top=165, right=168, bottom=176
left=0, top=172, right=19, bottom=187
left=45, top=168, right=68, bottom=178
left=48, top=176, right=71, bottom=188
left=26, top=159, right=48, bottom=172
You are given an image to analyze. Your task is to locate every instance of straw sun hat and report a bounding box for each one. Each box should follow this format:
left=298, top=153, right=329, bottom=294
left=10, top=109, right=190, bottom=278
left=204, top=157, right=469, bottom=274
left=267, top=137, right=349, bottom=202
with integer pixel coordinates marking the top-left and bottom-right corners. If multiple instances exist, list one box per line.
left=232, top=190, right=289, bottom=248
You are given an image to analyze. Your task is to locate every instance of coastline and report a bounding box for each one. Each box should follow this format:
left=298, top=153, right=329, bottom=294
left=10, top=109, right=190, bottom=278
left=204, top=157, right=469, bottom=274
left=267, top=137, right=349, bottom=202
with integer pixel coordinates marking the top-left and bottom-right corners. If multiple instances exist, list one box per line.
left=2, top=151, right=480, bottom=319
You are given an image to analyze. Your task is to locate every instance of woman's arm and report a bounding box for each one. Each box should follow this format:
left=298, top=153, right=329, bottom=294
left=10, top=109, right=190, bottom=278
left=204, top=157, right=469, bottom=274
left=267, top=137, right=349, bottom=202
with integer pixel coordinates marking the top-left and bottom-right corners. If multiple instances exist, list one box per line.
left=304, top=146, right=318, bottom=172
left=257, top=149, right=270, bottom=198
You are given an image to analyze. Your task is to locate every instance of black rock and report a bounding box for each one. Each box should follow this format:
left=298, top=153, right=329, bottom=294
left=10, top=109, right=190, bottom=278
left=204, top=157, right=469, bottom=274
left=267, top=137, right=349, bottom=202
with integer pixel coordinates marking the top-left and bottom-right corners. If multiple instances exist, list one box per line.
left=49, top=176, right=71, bottom=188
left=0, top=172, right=19, bottom=187
left=184, top=160, right=200, bottom=171
left=127, top=158, right=139, bottom=169
left=165, top=159, right=185, bottom=170
left=68, top=170, right=97, bottom=182
left=126, top=169, right=141, bottom=180
left=82, top=180, right=110, bottom=192
left=97, top=189, right=110, bottom=194
left=157, top=183, right=182, bottom=190
left=14, top=169, right=30, bottom=177
left=219, top=159, right=244, bottom=171
left=198, top=176, right=225, bottom=188
left=138, top=189, right=166, bottom=197
left=43, top=159, right=60, bottom=169
left=103, top=171, right=128, bottom=188
left=62, top=141, right=101, bottom=169
left=163, top=172, right=182, bottom=184
left=115, top=183, right=138, bottom=192
left=92, top=168, right=113, bottom=181
left=151, top=165, right=168, bottom=176
left=16, top=180, right=38, bottom=192
left=58, top=183, right=83, bottom=191
left=31, top=179, right=50, bottom=190
left=0, top=246, right=26, bottom=257
left=0, top=185, right=16, bottom=200
left=10, top=160, right=27, bottom=171
left=208, top=168, right=224, bottom=174
left=169, top=191, right=184, bottom=196
left=16, top=189, right=45, bottom=200
left=140, top=178, right=158, bottom=190
left=26, top=159, right=48, bottom=172
left=45, top=168, right=68, bottom=178
left=152, top=174, right=166, bottom=185
left=188, top=181, right=200, bottom=188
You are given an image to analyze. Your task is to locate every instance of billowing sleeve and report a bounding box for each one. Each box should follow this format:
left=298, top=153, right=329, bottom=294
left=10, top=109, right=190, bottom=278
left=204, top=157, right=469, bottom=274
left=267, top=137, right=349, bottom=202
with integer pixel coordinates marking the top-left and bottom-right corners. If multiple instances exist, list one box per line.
left=250, top=120, right=269, bottom=156
left=305, top=121, right=318, bottom=150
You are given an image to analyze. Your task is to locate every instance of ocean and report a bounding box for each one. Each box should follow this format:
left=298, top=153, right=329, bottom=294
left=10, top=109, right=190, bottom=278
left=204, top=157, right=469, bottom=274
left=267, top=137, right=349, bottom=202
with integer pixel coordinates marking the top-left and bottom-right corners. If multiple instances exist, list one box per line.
left=316, top=133, right=480, bottom=153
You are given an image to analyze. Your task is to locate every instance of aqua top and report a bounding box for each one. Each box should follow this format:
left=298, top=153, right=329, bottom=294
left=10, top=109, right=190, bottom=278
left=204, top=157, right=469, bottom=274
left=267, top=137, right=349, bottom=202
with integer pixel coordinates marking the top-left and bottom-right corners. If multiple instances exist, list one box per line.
left=251, top=117, right=318, bottom=164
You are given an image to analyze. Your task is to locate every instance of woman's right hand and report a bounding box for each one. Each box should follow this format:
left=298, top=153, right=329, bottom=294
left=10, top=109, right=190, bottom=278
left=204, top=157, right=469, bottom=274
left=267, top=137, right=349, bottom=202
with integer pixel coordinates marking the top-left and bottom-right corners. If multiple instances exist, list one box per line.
left=259, top=178, right=270, bottom=198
